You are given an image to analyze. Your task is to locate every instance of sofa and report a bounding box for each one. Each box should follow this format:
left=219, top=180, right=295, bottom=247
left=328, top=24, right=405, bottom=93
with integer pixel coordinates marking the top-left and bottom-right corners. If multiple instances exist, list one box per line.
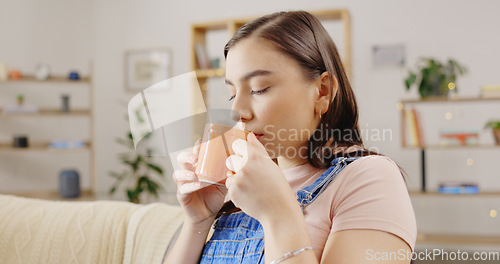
left=0, top=194, right=184, bottom=264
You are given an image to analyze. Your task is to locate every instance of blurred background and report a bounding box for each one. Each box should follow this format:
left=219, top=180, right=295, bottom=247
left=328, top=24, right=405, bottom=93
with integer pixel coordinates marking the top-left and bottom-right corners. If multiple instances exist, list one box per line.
left=0, top=0, right=499, bottom=260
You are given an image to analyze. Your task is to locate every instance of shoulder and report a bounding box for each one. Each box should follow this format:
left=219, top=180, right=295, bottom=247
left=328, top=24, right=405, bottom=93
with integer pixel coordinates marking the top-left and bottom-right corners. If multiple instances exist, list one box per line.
left=333, top=155, right=407, bottom=202
left=328, top=155, right=417, bottom=251
left=349, top=154, right=400, bottom=172
left=335, top=155, right=403, bottom=187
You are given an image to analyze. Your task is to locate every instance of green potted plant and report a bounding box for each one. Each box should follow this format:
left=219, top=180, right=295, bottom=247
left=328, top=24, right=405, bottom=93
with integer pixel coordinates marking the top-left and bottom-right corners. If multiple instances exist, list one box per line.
left=109, top=109, right=165, bottom=204
left=17, top=94, right=24, bottom=105
left=404, top=58, right=467, bottom=98
left=485, top=120, right=500, bottom=145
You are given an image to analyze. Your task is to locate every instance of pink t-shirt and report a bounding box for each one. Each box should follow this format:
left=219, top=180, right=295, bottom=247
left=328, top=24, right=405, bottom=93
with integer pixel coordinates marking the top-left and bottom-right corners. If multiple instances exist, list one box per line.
left=282, top=155, right=417, bottom=259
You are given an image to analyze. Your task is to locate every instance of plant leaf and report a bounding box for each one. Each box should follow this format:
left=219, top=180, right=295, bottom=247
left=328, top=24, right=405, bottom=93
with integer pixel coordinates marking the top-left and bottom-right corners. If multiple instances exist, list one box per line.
left=147, top=163, right=164, bottom=175
left=116, top=138, right=133, bottom=148
left=147, top=181, right=159, bottom=197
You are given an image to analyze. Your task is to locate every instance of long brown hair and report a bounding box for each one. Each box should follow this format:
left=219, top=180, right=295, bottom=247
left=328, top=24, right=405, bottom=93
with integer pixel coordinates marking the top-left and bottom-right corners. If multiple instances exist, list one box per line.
left=218, top=11, right=384, bottom=216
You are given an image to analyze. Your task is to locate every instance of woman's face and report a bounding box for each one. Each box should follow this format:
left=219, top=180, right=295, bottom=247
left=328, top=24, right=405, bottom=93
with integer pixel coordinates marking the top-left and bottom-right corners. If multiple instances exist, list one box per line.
left=225, top=37, right=321, bottom=165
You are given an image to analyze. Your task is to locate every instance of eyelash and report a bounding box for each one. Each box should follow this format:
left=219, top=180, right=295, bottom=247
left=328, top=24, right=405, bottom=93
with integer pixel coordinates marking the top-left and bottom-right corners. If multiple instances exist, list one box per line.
left=228, top=87, right=270, bottom=101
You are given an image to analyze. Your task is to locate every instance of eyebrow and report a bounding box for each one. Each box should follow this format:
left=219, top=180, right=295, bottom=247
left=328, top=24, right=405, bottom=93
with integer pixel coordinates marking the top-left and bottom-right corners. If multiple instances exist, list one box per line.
left=225, top=70, right=273, bottom=86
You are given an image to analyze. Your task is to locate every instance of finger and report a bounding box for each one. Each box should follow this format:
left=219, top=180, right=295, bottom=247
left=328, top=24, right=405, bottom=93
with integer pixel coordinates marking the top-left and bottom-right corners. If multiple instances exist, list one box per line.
left=177, top=152, right=197, bottom=171
left=232, top=139, right=248, bottom=157
left=172, top=170, right=196, bottom=184
left=246, top=132, right=268, bottom=154
left=225, top=173, right=232, bottom=190
left=226, top=155, right=247, bottom=172
left=193, top=138, right=202, bottom=157
left=179, top=181, right=202, bottom=194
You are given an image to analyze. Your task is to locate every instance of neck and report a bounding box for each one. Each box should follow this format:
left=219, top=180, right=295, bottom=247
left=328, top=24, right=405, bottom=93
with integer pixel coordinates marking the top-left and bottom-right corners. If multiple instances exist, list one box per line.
left=277, top=156, right=308, bottom=170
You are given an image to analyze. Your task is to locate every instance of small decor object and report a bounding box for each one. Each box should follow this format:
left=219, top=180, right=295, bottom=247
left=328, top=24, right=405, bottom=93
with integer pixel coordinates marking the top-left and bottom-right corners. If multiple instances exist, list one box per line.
left=0, top=63, right=8, bottom=81
left=13, top=135, right=29, bottom=148
left=34, top=63, right=51, bottom=80
left=17, top=94, right=24, bottom=105
left=61, top=94, right=70, bottom=112
left=59, top=169, right=80, bottom=198
left=68, top=71, right=80, bottom=80
left=9, top=70, right=22, bottom=80
left=439, top=128, right=479, bottom=146
left=438, top=182, right=479, bottom=194
left=125, top=48, right=171, bottom=91
left=484, top=120, right=500, bottom=145
left=404, top=58, right=467, bottom=98
left=210, top=57, right=220, bottom=68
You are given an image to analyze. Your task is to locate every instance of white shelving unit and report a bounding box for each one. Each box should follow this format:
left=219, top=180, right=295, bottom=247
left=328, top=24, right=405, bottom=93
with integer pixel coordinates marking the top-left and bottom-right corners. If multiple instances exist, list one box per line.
left=0, top=72, right=95, bottom=199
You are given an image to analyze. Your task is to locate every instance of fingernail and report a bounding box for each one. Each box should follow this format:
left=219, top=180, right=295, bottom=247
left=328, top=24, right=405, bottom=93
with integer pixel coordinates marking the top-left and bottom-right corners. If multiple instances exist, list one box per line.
left=184, top=171, right=194, bottom=179
left=179, top=185, right=190, bottom=194
left=188, top=153, right=197, bottom=162
left=226, top=157, right=234, bottom=171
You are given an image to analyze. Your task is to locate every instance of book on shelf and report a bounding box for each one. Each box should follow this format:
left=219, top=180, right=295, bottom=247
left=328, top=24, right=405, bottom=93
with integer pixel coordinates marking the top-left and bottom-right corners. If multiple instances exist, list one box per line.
left=195, top=43, right=211, bottom=70
left=438, top=182, right=479, bottom=194
left=403, top=107, right=424, bottom=147
left=480, top=85, right=500, bottom=98
left=439, top=128, right=479, bottom=146
left=49, top=139, right=86, bottom=149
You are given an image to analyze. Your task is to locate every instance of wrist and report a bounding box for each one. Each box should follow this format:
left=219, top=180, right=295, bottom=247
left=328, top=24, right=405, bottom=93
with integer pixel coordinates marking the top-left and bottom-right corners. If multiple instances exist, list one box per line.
left=261, top=204, right=306, bottom=237
left=183, top=216, right=216, bottom=235
left=261, top=205, right=316, bottom=264
left=260, top=199, right=303, bottom=227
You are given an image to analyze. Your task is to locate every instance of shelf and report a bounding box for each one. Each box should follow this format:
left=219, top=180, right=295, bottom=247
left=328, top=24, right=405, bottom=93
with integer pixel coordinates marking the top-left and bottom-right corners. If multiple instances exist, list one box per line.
left=410, top=191, right=500, bottom=197
left=417, top=233, right=500, bottom=245
left=195, top=68, right=225, bottom=79
left=401, top=96, right=500, bottom=104
left=192, top=21, right=232, bottom=31
left=0, top=142, right=91, bottom=153
left=403, top=144, right=500, bottom=150
left=0, top=75, right=91, bottom=83
left=1, top=190, right=96, bottom=201
left=0, top=109, right=91, bottom=118
left=190, top=9, right=352, bottom=88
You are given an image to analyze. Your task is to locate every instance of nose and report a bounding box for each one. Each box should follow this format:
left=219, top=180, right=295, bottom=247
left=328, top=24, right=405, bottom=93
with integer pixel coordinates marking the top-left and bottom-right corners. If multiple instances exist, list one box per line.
left=231, top=95, right=252, bottom=123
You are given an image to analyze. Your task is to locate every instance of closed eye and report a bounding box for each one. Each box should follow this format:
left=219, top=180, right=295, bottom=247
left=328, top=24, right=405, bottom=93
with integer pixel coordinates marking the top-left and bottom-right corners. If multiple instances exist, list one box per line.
left=251, top=87, right=270, bottom=95
left=228, top=87, right=270, bottom=101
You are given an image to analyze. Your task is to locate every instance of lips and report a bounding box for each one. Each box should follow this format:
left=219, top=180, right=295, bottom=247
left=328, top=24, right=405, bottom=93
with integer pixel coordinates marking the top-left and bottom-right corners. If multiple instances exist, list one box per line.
left=246, top=131, right=263, bottom=140
left=253, top=133, right=264, bottom=140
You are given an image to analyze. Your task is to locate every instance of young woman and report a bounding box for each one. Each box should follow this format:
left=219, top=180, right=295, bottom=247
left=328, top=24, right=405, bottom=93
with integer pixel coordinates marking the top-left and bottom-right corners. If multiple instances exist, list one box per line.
left=166, top=11, right=416, bottom=264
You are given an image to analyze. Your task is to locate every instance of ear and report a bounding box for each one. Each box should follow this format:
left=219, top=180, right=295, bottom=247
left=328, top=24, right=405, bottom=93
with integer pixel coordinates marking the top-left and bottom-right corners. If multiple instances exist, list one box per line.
left=315, top=72, right=338, bottom=114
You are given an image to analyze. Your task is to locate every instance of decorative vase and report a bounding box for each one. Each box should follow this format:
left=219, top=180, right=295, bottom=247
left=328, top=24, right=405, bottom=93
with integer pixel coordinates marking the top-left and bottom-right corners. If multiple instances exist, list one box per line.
left=61, top=94, right=70, bottom=112
left=59, top=169, right=80, bottom=198
left=68, top=71, right=80, bottom=81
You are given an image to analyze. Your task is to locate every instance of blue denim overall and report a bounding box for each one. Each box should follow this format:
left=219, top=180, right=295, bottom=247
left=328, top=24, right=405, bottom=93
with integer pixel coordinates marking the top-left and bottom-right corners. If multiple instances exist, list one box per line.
left=200, top=156, right=361, bottom=264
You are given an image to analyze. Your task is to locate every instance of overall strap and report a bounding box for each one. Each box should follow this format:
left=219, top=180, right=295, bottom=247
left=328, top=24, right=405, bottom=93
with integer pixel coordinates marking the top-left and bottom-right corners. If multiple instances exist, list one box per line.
left=296, top=156, right=361, bottom=209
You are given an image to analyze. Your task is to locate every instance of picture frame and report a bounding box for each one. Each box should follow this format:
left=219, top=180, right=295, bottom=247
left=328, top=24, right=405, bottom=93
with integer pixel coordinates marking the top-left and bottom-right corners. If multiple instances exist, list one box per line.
left=125, top=48, right=172, bottom=92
